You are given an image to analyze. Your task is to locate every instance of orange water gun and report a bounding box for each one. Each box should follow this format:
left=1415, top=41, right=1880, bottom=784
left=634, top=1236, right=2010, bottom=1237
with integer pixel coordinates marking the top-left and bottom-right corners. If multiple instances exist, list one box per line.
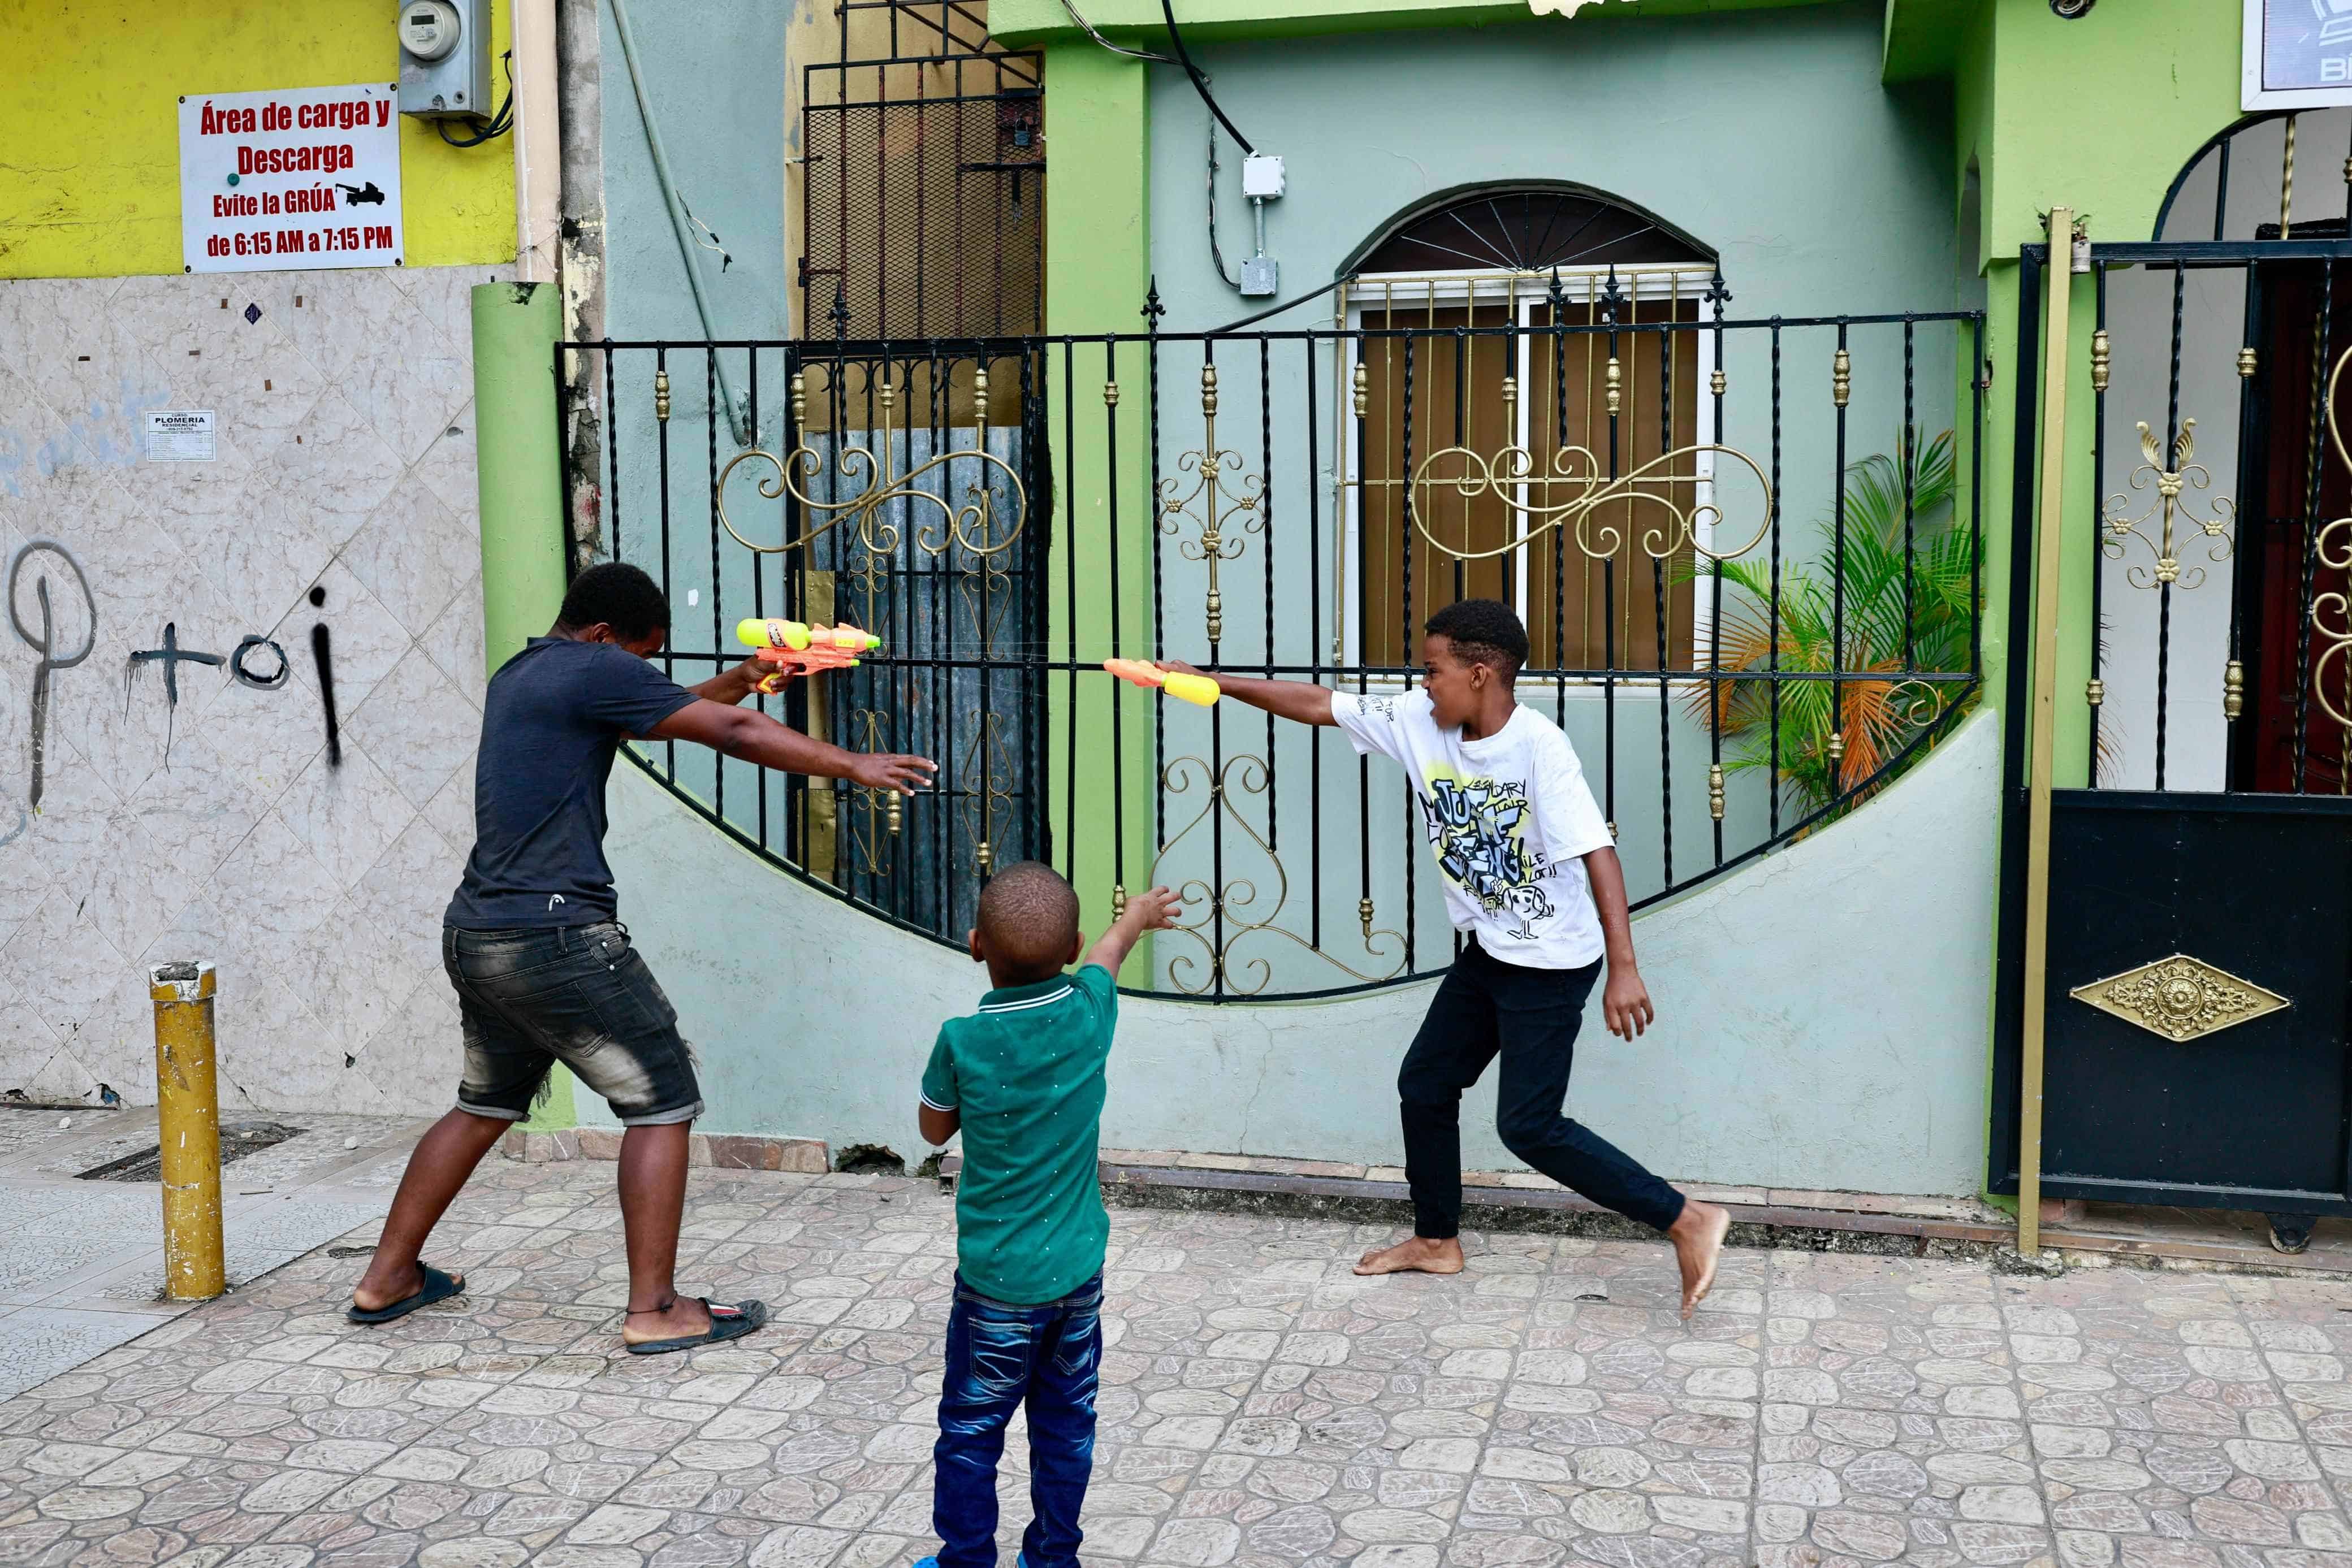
left=1104, top=657, right=1221, bottom=707
left=737, top=619, right=881, bottom=694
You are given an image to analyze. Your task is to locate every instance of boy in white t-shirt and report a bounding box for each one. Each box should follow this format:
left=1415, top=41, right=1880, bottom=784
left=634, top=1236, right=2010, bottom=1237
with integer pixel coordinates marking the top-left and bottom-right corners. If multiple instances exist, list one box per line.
left=1158, top=599, right=1730, bottom=1316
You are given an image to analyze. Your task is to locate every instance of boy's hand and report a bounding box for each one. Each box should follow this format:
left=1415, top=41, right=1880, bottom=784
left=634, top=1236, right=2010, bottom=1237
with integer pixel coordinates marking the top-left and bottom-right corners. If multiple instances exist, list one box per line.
left=1603, top=965, right=1654, bottom=1040
left=1125, top=885, right=1184, bottom=931
left=849, top=753, right=938, bottom=795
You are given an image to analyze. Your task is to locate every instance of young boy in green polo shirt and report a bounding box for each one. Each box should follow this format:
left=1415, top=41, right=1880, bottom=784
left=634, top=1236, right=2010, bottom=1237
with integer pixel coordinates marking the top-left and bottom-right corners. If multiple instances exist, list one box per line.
left=914, top=863, right=1181, bottom=1568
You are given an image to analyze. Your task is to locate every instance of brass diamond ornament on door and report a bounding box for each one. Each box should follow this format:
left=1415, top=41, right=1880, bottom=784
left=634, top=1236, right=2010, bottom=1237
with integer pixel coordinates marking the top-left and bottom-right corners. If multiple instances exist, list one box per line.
left=2068, top=954, right=2289, bottom=1042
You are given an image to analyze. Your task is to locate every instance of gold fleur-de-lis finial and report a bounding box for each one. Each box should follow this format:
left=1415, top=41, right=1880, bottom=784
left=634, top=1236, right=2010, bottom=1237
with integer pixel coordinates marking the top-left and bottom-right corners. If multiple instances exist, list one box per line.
left=2106, top=418, right=2230, bottom=592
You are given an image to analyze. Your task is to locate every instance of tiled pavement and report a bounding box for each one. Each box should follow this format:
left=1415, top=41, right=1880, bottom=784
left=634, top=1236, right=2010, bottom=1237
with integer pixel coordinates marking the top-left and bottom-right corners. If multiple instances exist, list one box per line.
left=0, top=1110, right=426, bottom=1403
left=2, top=1155, right=2350, bottom=1568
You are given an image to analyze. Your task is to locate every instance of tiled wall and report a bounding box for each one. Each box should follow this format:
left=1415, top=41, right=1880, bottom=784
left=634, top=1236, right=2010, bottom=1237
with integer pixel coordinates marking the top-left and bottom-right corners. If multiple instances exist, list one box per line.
left=0, top=265, right=504, bottom=1115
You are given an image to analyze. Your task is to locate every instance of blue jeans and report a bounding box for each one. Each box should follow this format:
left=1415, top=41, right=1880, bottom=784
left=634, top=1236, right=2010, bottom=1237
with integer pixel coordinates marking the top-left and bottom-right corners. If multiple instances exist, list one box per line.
left=932, top=1270, right=1102, bottom=1568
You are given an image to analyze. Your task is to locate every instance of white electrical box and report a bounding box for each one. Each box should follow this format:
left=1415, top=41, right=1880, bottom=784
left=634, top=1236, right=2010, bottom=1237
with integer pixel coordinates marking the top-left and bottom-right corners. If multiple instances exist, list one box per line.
left=399, top=0, right=492, bottom=119
left=1242, top=154, right=1286, bottom=200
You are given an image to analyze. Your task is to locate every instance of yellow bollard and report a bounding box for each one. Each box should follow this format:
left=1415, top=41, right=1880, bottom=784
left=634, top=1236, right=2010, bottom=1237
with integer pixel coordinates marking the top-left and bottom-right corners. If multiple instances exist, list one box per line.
left=149, top=960, right=226, bottom=1300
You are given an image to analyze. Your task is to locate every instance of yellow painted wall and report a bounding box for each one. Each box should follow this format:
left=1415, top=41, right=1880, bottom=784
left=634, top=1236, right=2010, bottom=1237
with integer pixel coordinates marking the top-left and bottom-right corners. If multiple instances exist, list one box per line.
left=0, top=0, right=516, bottom=279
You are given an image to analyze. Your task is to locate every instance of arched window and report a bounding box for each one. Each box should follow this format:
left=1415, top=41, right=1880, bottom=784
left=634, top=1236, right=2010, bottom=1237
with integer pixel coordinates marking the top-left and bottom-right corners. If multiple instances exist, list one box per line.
left=1341, top=184, right=1722, bottom=672
left=2155, top=110, right=2352, bottom=241
left=1346, top=182, right=1714, bottom=276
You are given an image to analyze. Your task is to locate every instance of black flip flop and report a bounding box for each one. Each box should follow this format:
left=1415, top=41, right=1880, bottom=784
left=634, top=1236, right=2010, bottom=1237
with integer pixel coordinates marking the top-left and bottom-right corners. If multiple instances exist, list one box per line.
left=624, top=1297, right=768, bottom=1356
left=347, top=1263, right=465, bottom=1325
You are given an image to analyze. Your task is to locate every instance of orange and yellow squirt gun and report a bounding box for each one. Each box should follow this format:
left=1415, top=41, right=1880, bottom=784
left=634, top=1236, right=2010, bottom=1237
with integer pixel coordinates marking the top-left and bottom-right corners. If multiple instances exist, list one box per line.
left=736, top=619, right=883, bottom=694
left=1103, top=657, right=1221, bottom=707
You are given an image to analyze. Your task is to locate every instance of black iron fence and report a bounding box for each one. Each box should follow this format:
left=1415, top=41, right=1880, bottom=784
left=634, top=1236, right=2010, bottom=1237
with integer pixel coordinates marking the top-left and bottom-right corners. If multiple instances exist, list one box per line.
left=561, top=279, right=1984, bottom=998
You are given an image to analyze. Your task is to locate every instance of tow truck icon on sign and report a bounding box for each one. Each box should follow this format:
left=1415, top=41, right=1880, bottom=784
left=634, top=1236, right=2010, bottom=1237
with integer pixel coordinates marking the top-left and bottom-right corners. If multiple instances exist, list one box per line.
left=336, top=181, right=387, bottom=207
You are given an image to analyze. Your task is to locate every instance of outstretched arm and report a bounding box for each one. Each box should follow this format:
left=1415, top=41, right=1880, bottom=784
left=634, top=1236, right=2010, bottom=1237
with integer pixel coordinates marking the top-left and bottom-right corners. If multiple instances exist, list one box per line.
left=1156, top=660, right=1335, bottom=727
left=686, top=656, right=779, bottom=707
left=1582, top=846, right=1654, bottom=1040
left=647, top=700, right=936, bottom=795
left=1082, top=885, right=1184, bottom=975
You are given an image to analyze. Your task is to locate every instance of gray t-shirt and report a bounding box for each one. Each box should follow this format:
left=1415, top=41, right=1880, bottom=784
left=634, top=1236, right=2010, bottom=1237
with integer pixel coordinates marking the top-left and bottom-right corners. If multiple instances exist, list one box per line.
left=445, top=637, right=698, bottom=929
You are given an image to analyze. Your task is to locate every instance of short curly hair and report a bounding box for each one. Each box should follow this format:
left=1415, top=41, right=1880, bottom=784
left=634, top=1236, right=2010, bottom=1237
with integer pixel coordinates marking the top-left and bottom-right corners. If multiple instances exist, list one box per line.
left=1426, top=598, right=1529, bottom=681
left=559, top=561, right=671, bottom=642
left=976, top=860, right=1081, bottom=981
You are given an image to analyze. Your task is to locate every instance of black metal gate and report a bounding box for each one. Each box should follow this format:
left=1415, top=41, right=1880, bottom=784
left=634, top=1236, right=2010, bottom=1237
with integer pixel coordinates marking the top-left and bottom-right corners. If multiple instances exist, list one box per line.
left=1995, top=233, right=2352, bottom=1235
left=799, top=0, right=1043, bottom=340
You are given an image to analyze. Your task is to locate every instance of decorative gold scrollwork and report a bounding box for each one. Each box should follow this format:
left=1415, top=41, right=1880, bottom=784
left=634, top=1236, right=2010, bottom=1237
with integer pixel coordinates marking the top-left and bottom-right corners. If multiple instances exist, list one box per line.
left=715, top=373, right=1026, bottom=565
left=959, top=711, right=1016, bottom=879
left=2070, top=953, right=2289, bottom=1042
left=2311, top=516, right=2352, bottom=729
left=1161, top=366, right=1264, bottom=650
left=2310, top=345, right=2352, bottom=729
left=2100, top=419, right=2236, bottom=590
left=1147, top=753, right=1406, bottom=996
left=1406, top=438, right=1774, bottom=567
left=846, top=707, right=902, bottom=876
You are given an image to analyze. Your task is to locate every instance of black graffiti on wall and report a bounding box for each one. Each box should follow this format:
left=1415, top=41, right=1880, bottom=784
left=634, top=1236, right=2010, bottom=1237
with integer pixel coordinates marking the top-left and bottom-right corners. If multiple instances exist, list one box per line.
left=124, top=582, right=341, bottom=770
left=7, top=538, right=96, bottom=815
left=309, top=584, right=340, bottom=767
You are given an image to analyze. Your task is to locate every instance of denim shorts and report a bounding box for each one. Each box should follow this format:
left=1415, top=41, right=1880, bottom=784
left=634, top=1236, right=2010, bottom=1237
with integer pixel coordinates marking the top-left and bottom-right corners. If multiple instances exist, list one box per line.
left=443, top=922, right=704, bottom=1127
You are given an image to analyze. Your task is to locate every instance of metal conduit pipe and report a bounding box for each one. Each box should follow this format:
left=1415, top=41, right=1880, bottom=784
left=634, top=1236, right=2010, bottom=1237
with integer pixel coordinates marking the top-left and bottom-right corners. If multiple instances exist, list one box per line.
left=510, top=0, right=562, bottom=284
left=606, top=0, right=751, bottom=445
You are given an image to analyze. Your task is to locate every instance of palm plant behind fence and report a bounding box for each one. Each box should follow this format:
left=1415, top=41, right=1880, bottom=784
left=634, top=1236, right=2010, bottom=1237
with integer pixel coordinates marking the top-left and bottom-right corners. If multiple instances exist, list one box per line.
left=1689, top=428, right=1977, bottom=823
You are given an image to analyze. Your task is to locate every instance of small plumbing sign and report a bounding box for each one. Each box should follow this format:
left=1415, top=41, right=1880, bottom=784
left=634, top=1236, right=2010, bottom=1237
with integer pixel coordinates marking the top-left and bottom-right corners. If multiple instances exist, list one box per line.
left=179, top=84, right=404, bottom=274
left=2247, top=0, right=2352, bottom=107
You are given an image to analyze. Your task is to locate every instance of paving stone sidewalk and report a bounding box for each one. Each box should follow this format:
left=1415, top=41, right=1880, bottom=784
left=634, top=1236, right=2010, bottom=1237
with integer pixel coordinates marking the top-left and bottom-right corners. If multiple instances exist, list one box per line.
left=3, top=1155, right=2350, bottom=1568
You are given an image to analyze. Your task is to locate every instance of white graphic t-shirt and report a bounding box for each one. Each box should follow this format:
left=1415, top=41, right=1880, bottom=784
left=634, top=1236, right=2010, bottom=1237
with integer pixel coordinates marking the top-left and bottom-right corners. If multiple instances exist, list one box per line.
left=1331, top=687, right=1614, bottom=968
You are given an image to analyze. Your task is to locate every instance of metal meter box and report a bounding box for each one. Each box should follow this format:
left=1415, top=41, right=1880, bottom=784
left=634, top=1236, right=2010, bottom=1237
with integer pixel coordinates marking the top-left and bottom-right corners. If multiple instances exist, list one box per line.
left=398, top=0, right=493, bottom=119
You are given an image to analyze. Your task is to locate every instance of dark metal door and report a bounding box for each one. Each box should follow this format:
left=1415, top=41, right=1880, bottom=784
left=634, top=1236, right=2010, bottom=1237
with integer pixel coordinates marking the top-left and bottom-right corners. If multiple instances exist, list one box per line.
left=2037, top=791, right=2352, bottom=1210
left=1994, top=240, right=2352, bottom=1228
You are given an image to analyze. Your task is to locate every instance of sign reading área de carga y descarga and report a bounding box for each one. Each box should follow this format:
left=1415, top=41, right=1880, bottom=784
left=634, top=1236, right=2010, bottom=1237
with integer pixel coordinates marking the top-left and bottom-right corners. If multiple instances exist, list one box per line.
left=178, top=84, right=404, bottom=274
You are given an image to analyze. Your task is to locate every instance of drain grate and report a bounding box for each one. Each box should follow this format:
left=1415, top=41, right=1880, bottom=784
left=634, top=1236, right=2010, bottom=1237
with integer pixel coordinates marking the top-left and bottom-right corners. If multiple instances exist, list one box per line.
left=76, top=1121, right=305, bottom=1182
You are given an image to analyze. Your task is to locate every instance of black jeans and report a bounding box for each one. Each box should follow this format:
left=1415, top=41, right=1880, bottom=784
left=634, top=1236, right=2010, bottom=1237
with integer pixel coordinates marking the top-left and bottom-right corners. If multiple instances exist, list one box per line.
left=1399, top=936, right=1685, bottom=1238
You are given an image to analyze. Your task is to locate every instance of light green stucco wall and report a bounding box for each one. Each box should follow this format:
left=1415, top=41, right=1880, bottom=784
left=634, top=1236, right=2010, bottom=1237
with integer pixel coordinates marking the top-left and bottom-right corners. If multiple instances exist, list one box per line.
left=993, top=0, right=1834, bottom=49
left=1144, top=1, right=1956, bottom=330
left=598, top=712, right=2000, bottom=1196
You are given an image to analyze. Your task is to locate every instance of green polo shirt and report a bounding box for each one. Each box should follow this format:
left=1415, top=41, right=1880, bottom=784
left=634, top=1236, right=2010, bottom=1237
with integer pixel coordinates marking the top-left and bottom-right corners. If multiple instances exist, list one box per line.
left=920, top=964, right=1116, bottom=1305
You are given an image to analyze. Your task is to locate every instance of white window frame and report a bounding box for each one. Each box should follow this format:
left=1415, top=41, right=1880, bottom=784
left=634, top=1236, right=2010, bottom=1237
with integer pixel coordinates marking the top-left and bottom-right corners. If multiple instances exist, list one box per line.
left=1340, top=266, right=1722, bottom=687
left=2242, top=0, right=2352, bottom=111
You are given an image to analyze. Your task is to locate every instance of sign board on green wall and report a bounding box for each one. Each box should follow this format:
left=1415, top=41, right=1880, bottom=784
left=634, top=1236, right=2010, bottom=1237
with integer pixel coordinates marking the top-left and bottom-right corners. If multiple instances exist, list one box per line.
left=2246, top=0, right=2352, bottom=108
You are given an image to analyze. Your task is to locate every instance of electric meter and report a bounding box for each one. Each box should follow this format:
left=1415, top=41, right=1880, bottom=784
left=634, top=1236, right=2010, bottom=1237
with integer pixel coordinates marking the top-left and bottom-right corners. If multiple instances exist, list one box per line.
left=399, top=2, right=461, bottom=62
left=398, top=0, right=491, bottom=119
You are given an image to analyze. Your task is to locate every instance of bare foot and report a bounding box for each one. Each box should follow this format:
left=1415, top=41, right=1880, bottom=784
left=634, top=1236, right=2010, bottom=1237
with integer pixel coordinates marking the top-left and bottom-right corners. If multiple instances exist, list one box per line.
left=351, top=1260, right=462, bottom=1315
left=621, top=1296, right=716, bottom=1346
left=1353, top=1235, right=1465, bottom=1276
left=1667, top=1199, right=1731, bottom=1319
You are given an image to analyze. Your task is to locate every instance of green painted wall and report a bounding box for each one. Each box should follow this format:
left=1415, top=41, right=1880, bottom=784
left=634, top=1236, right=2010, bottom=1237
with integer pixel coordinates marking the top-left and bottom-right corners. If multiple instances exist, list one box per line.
left=600, top=711, right=2003, bottom=1196
left=1042, top=44, right=1161, bottom=981
left=993, top=0, right=1836, bottom=49
left=1143, top=2, right=1957, bottom=330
